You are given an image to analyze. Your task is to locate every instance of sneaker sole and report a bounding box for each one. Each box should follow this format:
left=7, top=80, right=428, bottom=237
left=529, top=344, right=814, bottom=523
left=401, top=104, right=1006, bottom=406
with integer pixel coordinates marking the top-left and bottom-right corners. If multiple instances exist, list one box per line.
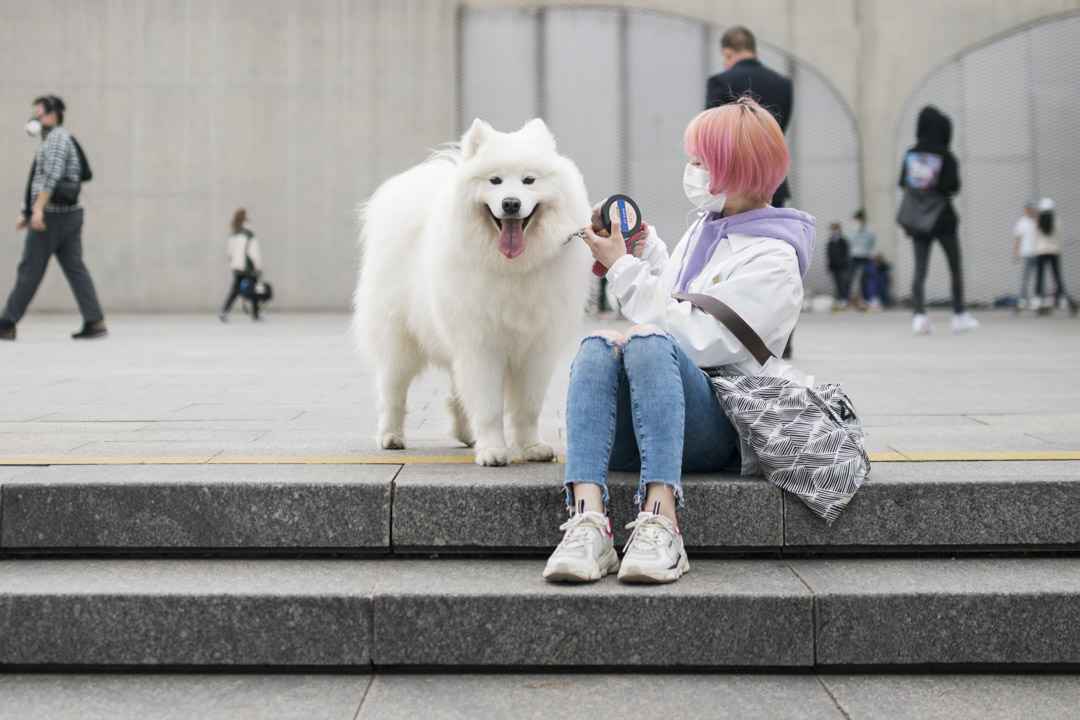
left=617, top=551, right=690, bottom=584
left=543, top=547, right=619, bottom=583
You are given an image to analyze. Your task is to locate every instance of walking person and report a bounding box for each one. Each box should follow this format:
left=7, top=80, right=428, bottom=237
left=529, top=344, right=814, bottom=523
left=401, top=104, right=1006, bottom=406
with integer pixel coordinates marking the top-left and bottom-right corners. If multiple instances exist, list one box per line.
left=0, top=95, right=106, bottom=341
left=848, top=209, right=881, bottom=311
left=1013, top=200, right=1039, bottom=312
left=1032, top=198, right=1078, bottom=316
left=218, top=209, right=264, bottom=322
left=544, top=97, right=814, bottom=584
left=897, top=105, right=978, bottom=335
left=826, top=221, right=850, bottom=309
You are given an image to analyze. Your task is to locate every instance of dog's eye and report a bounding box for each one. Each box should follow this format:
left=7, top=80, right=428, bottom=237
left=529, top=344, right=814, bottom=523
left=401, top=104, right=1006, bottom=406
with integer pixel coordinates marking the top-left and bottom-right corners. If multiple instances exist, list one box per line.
left=523, top=176, right=536, bottom=185
left=489, top=176, right=502, bottom=185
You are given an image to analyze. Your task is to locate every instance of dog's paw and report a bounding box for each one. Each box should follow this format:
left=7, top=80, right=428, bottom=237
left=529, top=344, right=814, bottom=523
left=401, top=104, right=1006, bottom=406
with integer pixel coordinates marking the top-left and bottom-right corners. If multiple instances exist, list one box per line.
left=474, top=446, right=509, bottom=467
left=521, top=442, right=555, bottom=462
left=379, top=433, right=406, bottom=450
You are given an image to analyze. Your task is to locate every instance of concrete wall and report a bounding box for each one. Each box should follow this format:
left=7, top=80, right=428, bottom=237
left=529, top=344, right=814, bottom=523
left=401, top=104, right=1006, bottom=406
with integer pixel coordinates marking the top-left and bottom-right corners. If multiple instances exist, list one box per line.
left=0, top=0, right=454, bottom=312
left=1, top=0, right=1076, bottom=311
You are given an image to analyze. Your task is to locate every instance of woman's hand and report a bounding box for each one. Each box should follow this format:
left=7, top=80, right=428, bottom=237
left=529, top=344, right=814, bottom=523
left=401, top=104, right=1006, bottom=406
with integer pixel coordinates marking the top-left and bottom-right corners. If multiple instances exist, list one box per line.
left=583, top=223, right=628, bottom=270
left=632, top=221, right=650, bottom=258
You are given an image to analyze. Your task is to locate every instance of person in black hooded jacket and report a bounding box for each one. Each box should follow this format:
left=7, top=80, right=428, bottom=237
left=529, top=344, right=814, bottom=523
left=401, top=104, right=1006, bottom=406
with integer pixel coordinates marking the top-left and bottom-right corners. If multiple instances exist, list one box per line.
left=898, top=105, right=978, bottom=334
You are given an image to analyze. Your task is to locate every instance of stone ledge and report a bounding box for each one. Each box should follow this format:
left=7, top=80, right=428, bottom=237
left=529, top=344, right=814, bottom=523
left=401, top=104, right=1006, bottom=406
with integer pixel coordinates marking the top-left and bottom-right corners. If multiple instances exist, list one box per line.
left=3, top=557, right=1080, bottom=668
left=785, top=461, right=1080, bottom=549
left=0, top=465, right=394, bottom=551
left=392, top=464, right=782, bottom=551
left=0, top=559, right=378, bottom=666
left=791, top=557, right=1080, bottom=666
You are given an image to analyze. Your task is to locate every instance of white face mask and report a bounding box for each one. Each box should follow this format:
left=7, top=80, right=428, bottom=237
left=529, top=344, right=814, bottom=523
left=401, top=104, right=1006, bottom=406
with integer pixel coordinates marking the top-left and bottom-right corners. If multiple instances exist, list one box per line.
left=25, top=118, right=42, bottom=137
left=683, top=163, right=727, bottom=213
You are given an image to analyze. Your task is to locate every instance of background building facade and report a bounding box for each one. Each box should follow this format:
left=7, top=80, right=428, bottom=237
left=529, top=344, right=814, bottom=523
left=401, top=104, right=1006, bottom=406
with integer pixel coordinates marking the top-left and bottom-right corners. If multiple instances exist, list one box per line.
left=1, top=0, right=1076, bottom=311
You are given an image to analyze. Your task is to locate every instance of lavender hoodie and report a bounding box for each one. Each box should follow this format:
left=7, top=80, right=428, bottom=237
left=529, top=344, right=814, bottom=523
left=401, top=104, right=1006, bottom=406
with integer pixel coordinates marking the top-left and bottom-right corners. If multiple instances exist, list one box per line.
left=673, top=207, right=816, bottom=294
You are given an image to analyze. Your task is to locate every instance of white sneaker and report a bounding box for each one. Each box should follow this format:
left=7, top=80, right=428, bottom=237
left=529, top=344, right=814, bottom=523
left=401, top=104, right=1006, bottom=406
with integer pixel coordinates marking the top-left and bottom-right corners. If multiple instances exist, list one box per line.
left=912, top=314, right=933, bottom=335
left=543, top=511, right=618, bottom=582
left=951, top=312, right=979, bottom=333
left=617, top=511, right=689, bottom=584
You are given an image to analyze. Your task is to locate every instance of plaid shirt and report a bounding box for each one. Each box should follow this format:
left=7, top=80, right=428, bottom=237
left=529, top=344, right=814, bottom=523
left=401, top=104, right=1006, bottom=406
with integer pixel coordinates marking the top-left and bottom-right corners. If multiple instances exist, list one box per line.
left=25, top=126, right=82, bottom=214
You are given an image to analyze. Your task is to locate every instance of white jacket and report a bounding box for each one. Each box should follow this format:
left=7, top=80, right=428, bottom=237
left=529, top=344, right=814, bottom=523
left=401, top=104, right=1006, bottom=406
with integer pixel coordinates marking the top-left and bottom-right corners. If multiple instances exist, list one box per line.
left=227, top=229, right=262, bottom=273
left=606, top=217, right=804, bottom=375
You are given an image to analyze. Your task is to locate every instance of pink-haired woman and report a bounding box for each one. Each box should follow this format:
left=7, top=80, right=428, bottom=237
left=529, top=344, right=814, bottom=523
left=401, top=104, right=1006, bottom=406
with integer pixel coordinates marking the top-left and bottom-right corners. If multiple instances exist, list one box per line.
left=544, top=97, right=815, bottom=584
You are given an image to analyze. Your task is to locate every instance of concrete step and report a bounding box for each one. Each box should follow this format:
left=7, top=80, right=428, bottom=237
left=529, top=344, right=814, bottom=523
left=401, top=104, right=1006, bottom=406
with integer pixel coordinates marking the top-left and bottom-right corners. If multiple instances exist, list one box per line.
left=2, top=461, right=1078, bottom=555
left=1, top=557, right=1080, bottom=669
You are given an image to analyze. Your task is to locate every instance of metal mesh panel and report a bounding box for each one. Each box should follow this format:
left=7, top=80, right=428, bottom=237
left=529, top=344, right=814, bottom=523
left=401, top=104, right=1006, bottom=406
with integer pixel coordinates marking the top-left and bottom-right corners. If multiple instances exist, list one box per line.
left=895, top=13, right=1080, bottom=307
left=458, top=7, right=861, bottom=297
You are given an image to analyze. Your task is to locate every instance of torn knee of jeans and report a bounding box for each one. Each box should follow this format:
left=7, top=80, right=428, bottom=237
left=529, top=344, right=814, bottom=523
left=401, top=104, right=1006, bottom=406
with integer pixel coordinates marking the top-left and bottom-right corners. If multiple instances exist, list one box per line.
left=623, top=325, right=668, bottom=342
left=583, top=332, right=623, bottom=356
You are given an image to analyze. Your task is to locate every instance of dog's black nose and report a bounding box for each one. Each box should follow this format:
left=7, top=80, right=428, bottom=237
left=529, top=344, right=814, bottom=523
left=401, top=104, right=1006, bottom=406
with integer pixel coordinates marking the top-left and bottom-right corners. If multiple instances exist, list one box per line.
left=502, top=198, right=521, bottom=214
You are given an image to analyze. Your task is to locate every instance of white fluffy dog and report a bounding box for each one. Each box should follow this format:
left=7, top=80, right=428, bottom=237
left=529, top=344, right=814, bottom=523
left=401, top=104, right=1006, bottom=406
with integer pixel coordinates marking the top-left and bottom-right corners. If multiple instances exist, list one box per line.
left=353, top=118, right=592, bottom=466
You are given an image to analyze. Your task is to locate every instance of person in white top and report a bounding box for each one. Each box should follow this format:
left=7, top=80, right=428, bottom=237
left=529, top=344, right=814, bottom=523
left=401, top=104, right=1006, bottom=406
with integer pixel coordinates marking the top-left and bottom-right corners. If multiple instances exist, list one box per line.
left=1032, top=197, right=1078, bottom=316
left=218, top=208, right=264, bottom=322
left=1013, top=201, right=1038, bottom=311
left=544, top=97, right=815, bottom=584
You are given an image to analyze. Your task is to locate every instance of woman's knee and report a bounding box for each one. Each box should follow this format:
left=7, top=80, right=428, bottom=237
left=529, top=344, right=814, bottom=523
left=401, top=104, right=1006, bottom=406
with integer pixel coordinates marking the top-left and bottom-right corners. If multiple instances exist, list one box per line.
left=577, top=330, right=625, bottom=360
left=622, top=324, right=666, bottom=342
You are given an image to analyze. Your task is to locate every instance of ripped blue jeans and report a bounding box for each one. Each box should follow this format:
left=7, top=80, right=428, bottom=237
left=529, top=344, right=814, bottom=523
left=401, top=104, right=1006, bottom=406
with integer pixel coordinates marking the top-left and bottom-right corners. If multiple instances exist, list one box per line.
left=563, top=331, right=738, bottom=509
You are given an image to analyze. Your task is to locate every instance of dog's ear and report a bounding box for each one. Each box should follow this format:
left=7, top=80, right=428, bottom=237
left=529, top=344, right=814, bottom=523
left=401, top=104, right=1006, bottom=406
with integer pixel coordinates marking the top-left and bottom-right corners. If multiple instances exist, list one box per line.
left=462, top=119, right=494, bottom=159
left=520, top=118, right=556, bottom=150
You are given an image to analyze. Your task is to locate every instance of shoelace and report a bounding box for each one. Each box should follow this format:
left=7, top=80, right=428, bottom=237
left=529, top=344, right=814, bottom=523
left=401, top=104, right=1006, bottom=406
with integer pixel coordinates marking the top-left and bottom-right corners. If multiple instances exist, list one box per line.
left=622, top=514, right=673, bottom=554
left=557, top=514, right=603, bottom=551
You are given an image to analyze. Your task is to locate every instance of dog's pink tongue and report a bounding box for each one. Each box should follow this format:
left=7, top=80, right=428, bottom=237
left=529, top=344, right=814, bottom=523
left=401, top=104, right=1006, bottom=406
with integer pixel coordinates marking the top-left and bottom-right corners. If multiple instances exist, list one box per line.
left=498, top=218, right=526, bottom=259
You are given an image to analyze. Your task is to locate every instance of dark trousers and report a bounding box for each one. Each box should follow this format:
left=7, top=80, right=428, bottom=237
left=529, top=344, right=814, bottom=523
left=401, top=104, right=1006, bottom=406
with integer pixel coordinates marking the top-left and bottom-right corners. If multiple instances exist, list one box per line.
left=1, top=209, right=103, bottom=324
left=222, top=271, right=260, bottom=319
left=829, top=267, right=848, bottom=301
left=911, top=232, right=964, bottom=315
left=1035, top=254, right=1068, bottom=303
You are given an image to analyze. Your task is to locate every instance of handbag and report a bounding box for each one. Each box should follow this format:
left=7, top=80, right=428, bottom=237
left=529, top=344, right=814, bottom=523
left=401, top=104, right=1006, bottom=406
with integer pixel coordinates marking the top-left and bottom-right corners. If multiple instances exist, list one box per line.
left=896, top=186, right=947, bottom=235
left=48, top=137, right=92, bottom=207
left=673, top=292, right=870, bottom=524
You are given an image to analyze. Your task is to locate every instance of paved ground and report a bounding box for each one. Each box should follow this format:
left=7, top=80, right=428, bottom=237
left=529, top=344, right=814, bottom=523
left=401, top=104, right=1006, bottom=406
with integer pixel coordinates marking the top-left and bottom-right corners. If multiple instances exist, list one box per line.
left=2, top=672, right=1080, bottom=719
left=2, top=307, right=1079, bottom=717
left=1, top=307, right=1079, bottom=460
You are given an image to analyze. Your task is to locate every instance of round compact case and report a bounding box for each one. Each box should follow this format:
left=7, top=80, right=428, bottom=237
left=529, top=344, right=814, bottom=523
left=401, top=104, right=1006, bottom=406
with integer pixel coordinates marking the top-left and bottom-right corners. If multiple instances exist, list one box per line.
left=591, top=194, right=644, bottom=277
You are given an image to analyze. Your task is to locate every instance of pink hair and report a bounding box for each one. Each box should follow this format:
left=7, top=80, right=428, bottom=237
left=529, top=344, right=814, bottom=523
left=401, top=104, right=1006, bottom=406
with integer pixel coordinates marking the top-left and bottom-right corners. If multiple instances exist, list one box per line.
left=683, top=97, right=790, bottom=204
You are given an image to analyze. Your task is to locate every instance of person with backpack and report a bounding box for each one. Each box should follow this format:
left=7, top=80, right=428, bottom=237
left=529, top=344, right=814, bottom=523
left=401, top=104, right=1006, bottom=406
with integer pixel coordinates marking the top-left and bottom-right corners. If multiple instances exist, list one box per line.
left=0, top=95, right=106, bottom=341
left=218, top=208, right=266, bottom=322
left=897, top=105, right=977, bottom=335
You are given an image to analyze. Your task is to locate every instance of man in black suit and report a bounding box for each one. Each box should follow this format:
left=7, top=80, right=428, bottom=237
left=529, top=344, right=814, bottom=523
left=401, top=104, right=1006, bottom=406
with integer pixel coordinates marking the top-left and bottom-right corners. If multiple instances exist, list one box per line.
left=706, top=26, right=793, bottom=207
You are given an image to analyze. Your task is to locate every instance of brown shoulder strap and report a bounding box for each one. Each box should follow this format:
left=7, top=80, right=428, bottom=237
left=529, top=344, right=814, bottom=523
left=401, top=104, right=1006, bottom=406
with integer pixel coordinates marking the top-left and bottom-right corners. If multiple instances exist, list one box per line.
left=672, top=292, right=775, bottom=366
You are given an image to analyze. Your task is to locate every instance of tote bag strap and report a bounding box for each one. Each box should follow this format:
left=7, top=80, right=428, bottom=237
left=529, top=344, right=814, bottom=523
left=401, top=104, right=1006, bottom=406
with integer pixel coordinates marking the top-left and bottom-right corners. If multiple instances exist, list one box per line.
left=672, top=292, right=775, bottom=366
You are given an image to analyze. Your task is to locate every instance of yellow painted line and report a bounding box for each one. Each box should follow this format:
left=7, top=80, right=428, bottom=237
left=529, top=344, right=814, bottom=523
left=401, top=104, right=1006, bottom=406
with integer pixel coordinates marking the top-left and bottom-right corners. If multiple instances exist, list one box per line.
left=1, top=452, right=1080, bottom=467
left=866, top=452, right=908, bottom=462
left=0, top=455, right=553, bottom=466
left=897, top=451, right=1080, bottom=462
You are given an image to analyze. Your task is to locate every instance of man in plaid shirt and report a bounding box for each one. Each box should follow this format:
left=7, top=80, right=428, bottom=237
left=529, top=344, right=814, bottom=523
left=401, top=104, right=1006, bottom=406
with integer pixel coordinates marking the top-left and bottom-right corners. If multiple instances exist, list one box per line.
left=1, top=95, right=107, bottom=340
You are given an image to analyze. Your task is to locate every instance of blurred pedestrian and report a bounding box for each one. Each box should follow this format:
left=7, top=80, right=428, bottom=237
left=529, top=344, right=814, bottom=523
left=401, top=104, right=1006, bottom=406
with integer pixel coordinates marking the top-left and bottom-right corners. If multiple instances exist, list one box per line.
left=218, top=208, right=264, bottom=322
left=1, top=95, right=106, bottom=341
left=1032, top=198, right=1077, bottom=316
left=1012, top=200, right=1038, bottom=311
left=897, top=106, right=977, bottom=335
left=849, top=209, right=881, bottom=311
left=826, top=221, right=850, bottom=309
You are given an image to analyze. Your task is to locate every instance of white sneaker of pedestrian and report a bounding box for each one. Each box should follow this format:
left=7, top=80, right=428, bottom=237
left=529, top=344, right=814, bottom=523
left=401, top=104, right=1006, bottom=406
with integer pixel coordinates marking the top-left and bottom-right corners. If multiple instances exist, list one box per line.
left=912, top=313, right=933, bottom=335
left=951, top=312, right=979, bottom=333
left=617, top=511, right=689, bottom=584
left=543, top=511, right=618, bottom=582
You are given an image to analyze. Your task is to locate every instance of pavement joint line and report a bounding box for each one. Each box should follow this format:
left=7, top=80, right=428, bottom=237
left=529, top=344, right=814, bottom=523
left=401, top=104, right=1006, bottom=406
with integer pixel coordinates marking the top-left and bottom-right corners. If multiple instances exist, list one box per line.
left=1, top=451, right=1080, bottom=466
